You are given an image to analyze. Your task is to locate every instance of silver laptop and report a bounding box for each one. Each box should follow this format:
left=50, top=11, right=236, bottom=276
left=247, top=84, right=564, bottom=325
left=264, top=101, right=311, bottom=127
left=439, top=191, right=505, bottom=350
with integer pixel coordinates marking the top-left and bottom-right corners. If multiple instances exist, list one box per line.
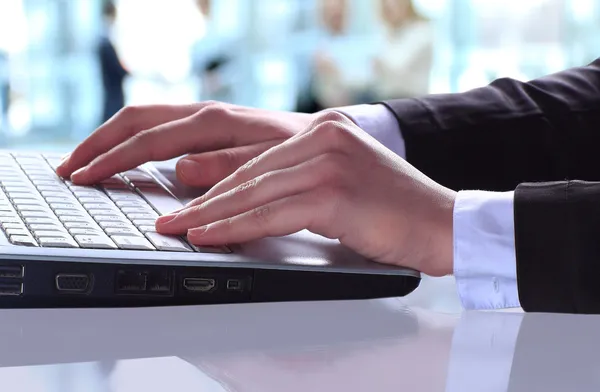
left=0, top=151, right=420, bottom=308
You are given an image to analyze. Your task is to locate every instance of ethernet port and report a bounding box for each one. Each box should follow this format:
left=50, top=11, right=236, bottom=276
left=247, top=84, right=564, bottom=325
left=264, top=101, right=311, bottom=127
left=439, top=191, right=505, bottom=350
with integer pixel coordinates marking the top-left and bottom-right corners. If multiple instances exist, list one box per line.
left=116, top=270, right=147, bottom=293
left=147, top=270, right=173, bottom=294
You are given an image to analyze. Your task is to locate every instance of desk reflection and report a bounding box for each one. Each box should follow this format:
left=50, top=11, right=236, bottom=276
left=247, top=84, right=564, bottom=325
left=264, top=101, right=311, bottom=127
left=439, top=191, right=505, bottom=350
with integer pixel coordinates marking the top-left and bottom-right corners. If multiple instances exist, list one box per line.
left=0, top=300, right=596, bottom=391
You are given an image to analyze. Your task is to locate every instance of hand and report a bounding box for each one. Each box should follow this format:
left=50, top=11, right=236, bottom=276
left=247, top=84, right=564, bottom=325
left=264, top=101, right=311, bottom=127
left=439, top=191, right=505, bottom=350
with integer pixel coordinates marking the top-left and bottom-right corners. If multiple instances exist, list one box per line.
left=56, top=102, right=313, bottom=187
left=156, top=111, right=456, bottom=276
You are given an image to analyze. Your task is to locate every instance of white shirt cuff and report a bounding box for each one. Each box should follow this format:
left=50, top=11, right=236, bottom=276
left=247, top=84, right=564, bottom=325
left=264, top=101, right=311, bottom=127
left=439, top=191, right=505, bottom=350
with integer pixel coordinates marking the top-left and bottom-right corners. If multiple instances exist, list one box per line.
left=331, top=104, right=406, bottom=159
left=453, top=190, right=520, bottom=310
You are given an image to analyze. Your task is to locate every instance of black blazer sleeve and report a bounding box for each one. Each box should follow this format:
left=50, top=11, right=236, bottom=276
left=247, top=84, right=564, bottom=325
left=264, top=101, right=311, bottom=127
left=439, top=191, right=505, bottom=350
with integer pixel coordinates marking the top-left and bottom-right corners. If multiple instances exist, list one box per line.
left=382, top=58, right=600, bottom=313
left=382, top=57, right=600, bottom=191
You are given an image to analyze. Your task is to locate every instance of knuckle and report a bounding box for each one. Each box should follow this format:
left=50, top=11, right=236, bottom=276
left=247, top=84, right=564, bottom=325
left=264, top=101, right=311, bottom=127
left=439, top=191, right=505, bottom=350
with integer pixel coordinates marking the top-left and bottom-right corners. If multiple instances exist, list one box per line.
left=119, top=105, right=142, bottom=118
left=219, top=149, right=241, bottom=172
left=199, top=102, right=229, bottom=121
left=238, top=156, right=259, bottom=175
left=252, top=205, right=272, bottom=225
left=234, top=178, right=259, bottom=196
left=315, top=121, right=354, bottom=148
left=315, top=110, right=348, bottom=124
left=130, top=128, right=154, bottom=145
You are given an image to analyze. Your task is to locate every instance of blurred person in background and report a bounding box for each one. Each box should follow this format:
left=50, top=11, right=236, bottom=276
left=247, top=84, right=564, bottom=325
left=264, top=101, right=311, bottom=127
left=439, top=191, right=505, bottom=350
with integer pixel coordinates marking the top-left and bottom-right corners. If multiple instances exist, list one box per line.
left=98, top=0, right=129, bottom=123
left=190, top=0, right=240, bottom=103
left=371, top=0, right=433, bottom=100
left=301, top=0, right=374, bottom=112
left=0, top=49, right=8, bottom=129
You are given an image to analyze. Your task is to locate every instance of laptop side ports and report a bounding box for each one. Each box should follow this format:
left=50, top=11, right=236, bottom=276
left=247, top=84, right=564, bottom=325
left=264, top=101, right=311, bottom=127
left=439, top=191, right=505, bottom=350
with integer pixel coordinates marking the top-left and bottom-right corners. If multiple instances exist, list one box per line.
left=55, top=273, right=92, bottom=293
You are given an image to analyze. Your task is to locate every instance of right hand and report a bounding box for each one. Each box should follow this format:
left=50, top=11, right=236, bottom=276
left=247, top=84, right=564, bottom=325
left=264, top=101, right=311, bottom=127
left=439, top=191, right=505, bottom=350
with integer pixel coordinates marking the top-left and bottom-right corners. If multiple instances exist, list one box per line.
left=56, top=102, right=313, bottom=187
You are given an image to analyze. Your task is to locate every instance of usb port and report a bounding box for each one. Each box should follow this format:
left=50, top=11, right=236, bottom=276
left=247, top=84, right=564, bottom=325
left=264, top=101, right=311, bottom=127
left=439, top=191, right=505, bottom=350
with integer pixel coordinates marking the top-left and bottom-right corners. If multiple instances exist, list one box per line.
left=0, top=264, right=24, bottom=279
left=0, top=282, right=22, bottom=296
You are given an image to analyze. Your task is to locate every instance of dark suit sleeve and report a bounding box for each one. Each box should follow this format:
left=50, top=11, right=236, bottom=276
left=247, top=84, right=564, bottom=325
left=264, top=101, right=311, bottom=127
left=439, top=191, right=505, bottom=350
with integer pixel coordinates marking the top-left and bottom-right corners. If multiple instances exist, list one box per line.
left=513, top=180, right=600, bottom=313
left=383, top=58, right=600, bottom=313
left=382, top=58, right=600, bottom=191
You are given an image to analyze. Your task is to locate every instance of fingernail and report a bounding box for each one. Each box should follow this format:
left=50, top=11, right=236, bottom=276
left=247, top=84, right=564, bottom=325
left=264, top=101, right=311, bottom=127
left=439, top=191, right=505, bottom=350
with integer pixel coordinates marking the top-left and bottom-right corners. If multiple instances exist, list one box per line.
left=156, top=214, right=177, bottom=225
left=188, top=226, right=208, bottom=238
left=178, top=159, right=201, bottom=181
left=70, top=167, right=87, bottom=180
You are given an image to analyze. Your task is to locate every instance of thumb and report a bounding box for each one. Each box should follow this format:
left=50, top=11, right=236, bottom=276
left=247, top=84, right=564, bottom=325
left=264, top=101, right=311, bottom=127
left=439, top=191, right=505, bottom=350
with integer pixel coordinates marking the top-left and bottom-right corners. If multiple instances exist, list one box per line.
left=176, top=140, right=283, bottom=188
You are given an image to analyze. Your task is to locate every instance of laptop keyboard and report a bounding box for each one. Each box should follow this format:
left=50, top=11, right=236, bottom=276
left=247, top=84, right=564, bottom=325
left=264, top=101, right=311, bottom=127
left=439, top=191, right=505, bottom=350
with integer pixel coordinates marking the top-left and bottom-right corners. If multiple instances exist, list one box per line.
left=0, top=152, right=229, bottom=253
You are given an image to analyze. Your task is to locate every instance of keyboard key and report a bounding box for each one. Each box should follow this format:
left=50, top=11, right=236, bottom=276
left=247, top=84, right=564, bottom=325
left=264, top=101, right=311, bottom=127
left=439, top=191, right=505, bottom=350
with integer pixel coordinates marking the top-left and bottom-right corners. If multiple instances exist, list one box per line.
left=9, top=193, right=44, bottom=201
left=98, top=221, right=136, bottom=230
left=1, top=218, right=26, bottom=226
left=74, top=235, right=118, bottom=249
left=104, top=227, right=144, bottom=237
left=82, top=203, right=117, bottom=210
left=115, top=200, right=147, bottom=208
left=87, top=209, right=122, bottom=217
left=59, top=215, right=95, bottom=223
left=64, top=221, right=102, bottom=230
left=10, top=235, right=38, bottom=247
left=2, top=223, right=27, bottom=230
left=133, top=219, right=157, bottom=227
left=0, top=211, right=19, bottom=218
left=94, top=215, right=128, bottom=222
left=5, top=228, right=30, bottom=237
left=19, top=210, right=57, bottom=218
left=68, top=228, right=105, bottom=236
left=134, top=187, right=183, bottom=216
left=127, top=213, right=158, bottom=220
left=79, top=197, right=113, bottom=204
left=46, top=196, right=78, bottom=204
left=112, top=236, right=155, bottom=250
left=137, top=225, right=157, bottom=233
left=12, top=198, right=43, bottom=206
left=29, top=224, right=67, bottom=232
left=24, top=217, right=60, bottom=225
left=41, top=191, right=73, bottom=198
left=145, top=233, right=191, bottom=252
left=33, top=230, right=71, bottom=238
left=16, top=205, right=52, bottom=212
left=53, top=209, right=88, bottom=217
left=121, top=207, right=156, bottom=214
left=50, top=203, right=85, bottom=211
left=108, top=194, right=145, bottom=202
left=73, top=190, right=110, bottom=199
left=38, top=237, right=79, bottom=248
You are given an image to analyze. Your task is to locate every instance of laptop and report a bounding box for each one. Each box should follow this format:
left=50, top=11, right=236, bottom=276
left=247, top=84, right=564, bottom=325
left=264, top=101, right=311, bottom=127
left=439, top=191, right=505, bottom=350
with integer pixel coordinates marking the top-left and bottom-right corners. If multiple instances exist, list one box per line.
left=0, top=151, right=421, bottom=308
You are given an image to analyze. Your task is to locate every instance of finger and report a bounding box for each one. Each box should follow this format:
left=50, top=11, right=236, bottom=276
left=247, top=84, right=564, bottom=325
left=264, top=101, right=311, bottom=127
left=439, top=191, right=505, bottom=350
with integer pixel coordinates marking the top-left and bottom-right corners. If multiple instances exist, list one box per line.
left=70, top=104, right=285, bottom=185
left=186, top=189, right=335, bottom=246
left=175, top=139, right=284, bottom=188
left=57, top=103, right=204, bottom=177
left=157, top=153, right=335, bottom=234
left=201, top=113, right=353, bottom=203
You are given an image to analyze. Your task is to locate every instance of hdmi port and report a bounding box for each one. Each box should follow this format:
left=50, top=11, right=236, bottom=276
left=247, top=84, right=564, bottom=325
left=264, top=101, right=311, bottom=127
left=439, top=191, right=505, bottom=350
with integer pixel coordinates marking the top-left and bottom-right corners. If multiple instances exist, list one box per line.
left=183, top=278, right=216, bottom=293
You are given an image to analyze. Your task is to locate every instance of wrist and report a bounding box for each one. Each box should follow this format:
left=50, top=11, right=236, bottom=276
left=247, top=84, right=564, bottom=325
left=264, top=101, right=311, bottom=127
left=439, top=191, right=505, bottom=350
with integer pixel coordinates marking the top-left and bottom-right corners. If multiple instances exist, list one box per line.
left=428, top=186, right=456, bottom=277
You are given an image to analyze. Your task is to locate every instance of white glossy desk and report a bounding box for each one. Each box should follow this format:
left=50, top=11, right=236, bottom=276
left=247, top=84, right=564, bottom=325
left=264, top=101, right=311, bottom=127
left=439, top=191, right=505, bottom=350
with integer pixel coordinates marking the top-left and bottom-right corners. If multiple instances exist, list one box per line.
left=0, top=275, right=596, bottom=392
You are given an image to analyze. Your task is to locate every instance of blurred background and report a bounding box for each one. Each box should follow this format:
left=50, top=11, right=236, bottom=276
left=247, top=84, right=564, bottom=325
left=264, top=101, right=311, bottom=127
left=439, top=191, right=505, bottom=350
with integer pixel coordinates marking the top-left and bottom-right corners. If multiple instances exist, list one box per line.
left=0, top=0, right=599, bottom=152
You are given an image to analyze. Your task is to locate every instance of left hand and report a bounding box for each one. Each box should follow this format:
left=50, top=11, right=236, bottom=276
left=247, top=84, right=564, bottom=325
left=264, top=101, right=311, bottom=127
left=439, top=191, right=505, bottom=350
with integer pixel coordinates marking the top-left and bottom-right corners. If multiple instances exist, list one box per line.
left=155, top=111, right=456, bottom=276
